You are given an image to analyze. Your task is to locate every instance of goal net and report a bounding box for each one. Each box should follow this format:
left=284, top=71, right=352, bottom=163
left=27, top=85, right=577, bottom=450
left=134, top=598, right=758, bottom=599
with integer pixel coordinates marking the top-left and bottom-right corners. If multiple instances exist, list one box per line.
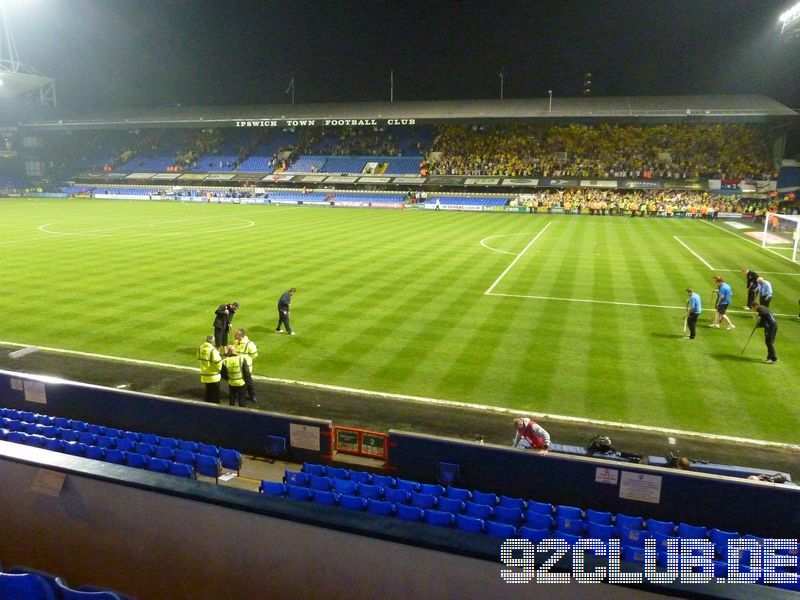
left=761, top=212, right=800, bottom=263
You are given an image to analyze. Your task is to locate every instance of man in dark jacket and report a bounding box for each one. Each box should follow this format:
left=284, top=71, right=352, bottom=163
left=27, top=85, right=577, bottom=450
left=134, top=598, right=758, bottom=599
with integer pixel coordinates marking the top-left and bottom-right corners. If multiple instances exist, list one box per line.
left=276, top=288, right=296, bottom=335
left=751, top=302, right=778, bottom=363
left=213, top=302, right=239, bottom=348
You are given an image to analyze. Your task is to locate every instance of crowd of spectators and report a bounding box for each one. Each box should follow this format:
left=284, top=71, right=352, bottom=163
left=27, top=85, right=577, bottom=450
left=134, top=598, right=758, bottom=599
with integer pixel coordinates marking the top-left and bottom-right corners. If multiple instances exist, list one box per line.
left=293, top=127, right=403, bottom=157
left=513, top=189, right=778, bottom=217
left=426, top=123, right=776, bottom=180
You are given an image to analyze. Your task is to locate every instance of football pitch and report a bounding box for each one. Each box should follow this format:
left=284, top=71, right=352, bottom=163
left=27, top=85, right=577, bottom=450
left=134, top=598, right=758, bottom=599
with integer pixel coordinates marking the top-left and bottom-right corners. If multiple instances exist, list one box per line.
left=2, top=198, right=799, bottom=443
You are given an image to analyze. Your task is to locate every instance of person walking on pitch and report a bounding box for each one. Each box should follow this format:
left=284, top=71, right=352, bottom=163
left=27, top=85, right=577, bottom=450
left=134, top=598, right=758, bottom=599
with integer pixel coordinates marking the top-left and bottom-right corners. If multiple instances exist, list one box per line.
left=756, top=277, right=773, bottom=307
left=684, top=288, right=702, bottom=339
left=709, top=276, right=735, bottom=330
left=750, top=302, right=778, bottom=363
left=276, top=288, right=296, bottom=335
left=741, top=268, right=759, bottom=309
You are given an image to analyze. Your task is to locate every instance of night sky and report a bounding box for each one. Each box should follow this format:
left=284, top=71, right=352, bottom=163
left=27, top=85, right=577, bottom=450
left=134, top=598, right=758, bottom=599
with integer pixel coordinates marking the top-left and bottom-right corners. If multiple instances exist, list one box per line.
left=3, top=0, right=799, bottom=111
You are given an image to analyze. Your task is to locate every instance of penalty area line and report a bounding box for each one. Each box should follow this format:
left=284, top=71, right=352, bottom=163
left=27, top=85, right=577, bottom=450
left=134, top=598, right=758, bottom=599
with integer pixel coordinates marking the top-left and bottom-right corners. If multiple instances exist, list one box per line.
left=674, top=235, right=715, bottom=270
left=0, top=340, right=797, bottom=451
left=484, top=221, right=553, bottom=295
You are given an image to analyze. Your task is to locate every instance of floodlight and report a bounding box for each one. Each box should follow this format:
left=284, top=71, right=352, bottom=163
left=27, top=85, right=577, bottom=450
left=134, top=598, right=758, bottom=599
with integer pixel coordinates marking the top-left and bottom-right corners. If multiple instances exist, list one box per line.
left=779, top=2, right=800, bottom=22
left=780, top=2, right=800, bottom=39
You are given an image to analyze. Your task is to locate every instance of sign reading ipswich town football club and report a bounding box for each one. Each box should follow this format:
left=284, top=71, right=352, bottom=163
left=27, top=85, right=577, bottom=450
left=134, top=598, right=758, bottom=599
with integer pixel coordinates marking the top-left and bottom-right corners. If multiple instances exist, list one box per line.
left=236, top=118, right=419, bottom=128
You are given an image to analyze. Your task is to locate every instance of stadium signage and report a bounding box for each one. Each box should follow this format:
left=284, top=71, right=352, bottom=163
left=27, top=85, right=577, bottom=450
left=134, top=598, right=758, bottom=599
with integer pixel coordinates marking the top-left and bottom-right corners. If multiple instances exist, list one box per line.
left=235, top=118, right=417, bottom=127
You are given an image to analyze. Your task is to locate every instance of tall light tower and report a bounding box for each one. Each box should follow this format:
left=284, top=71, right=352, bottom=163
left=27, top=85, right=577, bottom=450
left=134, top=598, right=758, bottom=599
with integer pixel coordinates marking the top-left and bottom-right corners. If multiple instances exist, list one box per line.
left=780, top=2, right=800, bottom=41
left=0, top=1, right=56, bottom=107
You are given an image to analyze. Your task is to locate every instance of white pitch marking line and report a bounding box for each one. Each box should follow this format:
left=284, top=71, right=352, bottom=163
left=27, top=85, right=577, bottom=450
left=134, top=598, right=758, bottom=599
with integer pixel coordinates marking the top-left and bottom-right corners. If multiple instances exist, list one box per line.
left=716, top=269, right=800, bottom=276
left=0, top=339, right=796, bottom=451
left=479, top=233, right=527, bottom=256
left=700, top=219, right=800, bottom=268
left=485, top=292, right=799, bottom=317
left=674, top=235, right=715, bottom=270
left=485, top=222, right=553, bottom=294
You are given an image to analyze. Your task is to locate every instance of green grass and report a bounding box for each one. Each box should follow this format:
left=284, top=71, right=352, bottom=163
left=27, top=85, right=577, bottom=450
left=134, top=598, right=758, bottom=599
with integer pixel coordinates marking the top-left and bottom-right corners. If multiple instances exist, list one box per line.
left=3, top=199, right=800, bottom=442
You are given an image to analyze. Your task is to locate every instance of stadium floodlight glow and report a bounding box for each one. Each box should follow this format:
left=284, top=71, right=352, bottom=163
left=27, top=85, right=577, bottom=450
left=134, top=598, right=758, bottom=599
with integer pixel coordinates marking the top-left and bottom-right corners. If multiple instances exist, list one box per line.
left=780, top=2, right=800, bottom=23
left=780, top=2, right=800, bottom=38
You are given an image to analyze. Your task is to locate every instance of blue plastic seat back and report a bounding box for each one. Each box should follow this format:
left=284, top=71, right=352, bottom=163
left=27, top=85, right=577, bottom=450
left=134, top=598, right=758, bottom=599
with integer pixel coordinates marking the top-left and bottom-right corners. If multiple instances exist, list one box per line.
left=85, top=446, right=106, bottom=461
left=121, top=431, right=140, bottom=443
left=153, top=446, right=174, bottom=461
left=125, top=452, right=148, bottom=469
left=78, top=432, right=96, bottom=446
left=367, top=499, right=394, bottom=517
left=554, top=530, right=581, bottom=546
left=485, top=521, right=517, bottom=538
left=371, top=474, right=395, bottom=490
left=465, top=501, right=494, bottom=520
left=173, top=450, right=197, bottom=466
left=20, top=411, right=37, bottom=423
left=69, top=420, right=88, bottom=432
left=219, top=448, right=242, bottom=471
left=327, top=466, right=349, bottom=480
left=525, top=511, right=554, bottom=531
left=436, top=497, right=464, bottom=515
left=410, top=492, right=437, bottom=509
left=41, top=426, right=59, bottom=438
left=616, top=514, right=644, bottom=532
left=64, top=442, right=87, bottom=457
left=96, top=436, right=117, bottom=450
left=53, top=417, right=70, bottom=428
left=588, top=521, right=616, bottom=541
left=135, top=443, right=156, bottom=457
left=177, top=439, right=199, bottom=452
left=556, top=505, right=582, bottom=520
left=472, top=491, right=498, bottom=507
left=0, top=572, right=57, bottom=600
left=27, top=435, right=49, bottom=448
left=444, top=486, right=471, bottom=502
left=159, top=437, right=179, bottom=449
left=332, top=478, right=358, bottom=496
left=140, top=433, right=160, bottom=446
left=286, top=485, right=313, bottom=501
left=455, top=514, right=484, bottom=533
left=60, top=429, right=80, bottom=442
left=585, top=509, right=613, bottom=525
left=147, top=458, right=171, bottom=473
left=260, top=481, right=286, bottom=496
left=419, top=483, right=445, bottom=497
left=395, top=478, right=421, bottom=493
left=104, top=428, right=123, bottom=439
left=436, top=461, right=460, bottom=485
left=302, top=462, right=327, bottom=476
left=284, top=470, right=310, bottom=487
left=312, top=489, right=339, bottom=506
left=105, top=449, right=127, bottom=465
left=309, top=475, right=333, bottom=491
left=519, top=527, right=551, bottom=543
left=384, top=488, right=410, bottom=505
left=494, top=506, right=524, bottom=526
left=349, top=470, right=373, bottom=485
left=653, top=532, right=677, bottom=554
left=357, top=483, right=383, bottom=500
left=55, top=577, right=122, bottom=599
left=647, top=519, right=676, bottom=536
left=620, top=526, right=651, bottom=548
left=499, top=495, right=526, bottom=510
left=623, top=545, right=646, bottom=564
left=678, top=522, right=708, bottom=539
left=169, top=462, right=195, bottom=478
left=46, top=438, right=64, bottom=453
left=339, top=494, right=367, bottom=511
left=197, top=442, right=219, bottom=458
left=396, top=503, right=423, bottom=522
left=195, top=455, right=221, bottom=478
left=556, top=515, right=585, bottom=536
left=424, top=509, right=454, bottom=527
left=87, top=424, right=105, bottom=436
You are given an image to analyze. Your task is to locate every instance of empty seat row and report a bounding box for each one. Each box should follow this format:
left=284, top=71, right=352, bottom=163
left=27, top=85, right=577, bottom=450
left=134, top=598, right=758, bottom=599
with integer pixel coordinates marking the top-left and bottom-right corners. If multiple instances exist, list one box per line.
left=0, top=565, right=133, bottom=599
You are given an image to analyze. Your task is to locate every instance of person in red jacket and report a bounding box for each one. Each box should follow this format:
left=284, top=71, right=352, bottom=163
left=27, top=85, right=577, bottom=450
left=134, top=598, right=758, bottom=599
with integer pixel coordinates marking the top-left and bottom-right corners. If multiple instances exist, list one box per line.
left=512, top=417, right=551, bottom=453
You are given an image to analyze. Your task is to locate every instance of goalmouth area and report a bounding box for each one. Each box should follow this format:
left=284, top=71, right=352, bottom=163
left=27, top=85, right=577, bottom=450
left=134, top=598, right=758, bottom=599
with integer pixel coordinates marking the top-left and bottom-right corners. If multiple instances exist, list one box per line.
left=2, top=198, right=799, bottom=448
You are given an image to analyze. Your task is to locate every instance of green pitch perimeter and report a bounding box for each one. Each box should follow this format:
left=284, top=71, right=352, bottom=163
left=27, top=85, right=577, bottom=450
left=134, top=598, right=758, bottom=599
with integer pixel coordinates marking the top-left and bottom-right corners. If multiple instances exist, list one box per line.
left=2, top=199, right=799, bottom=442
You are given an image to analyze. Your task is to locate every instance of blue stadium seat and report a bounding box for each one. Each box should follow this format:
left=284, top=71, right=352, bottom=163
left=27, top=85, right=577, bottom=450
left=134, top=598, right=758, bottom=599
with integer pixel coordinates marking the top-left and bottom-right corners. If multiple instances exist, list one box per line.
left=623, top=545, right=646, bottom=564
left=349, top=470, right=373, bottom=485
left=197, top=442, right=219, bottom=458
left=169, top=463, right=194, bottom=479
left=309, top=475, right=333, bottom=491
left=485, top=521, right=517, bottom=538
left=140, top=433, right=160, bottom=446
left=436, top=461, right=461, bottom=485
left=68, top=420, right=88, bottom=432
left=64, top=442, right=87, bottom=457
left=556, top=505, right=582, bottom=520
left=647, top=519, right=676, bottom=536
left=332, top=479, right=358, bottom=496
left=326, top=466, right=349, bottom=480
left=471, top=491, right=498, bottom=507
left=125, top=453, right=148, bottom=469
left=653, top=532, right=677, bottom=554
left=121, top=431, right=140, bottom=443
left=339, top=494, right=367, bottom=511
left=465, top=501, right=494, bottom=520
left=54, top=577, right=123, bottom=599
left=153, top=446, right=174, bottom=461
left=371, top=474, right=396, bottom=490
left=286, top=485, right=313, bottom=502
left=619, top=527, right=651, bottom=548
left=96, top=436, right=117, bottom=450
left=526, top=500, right=553, bottom=515
left=424, top=509, right=454, bottom=528
left=678, top=522, right=708, bottom=539
left=219, top=448, right=242, bottom=474
left=78, top=432, right=96, bottom=446
left=554, top=530, right=581, bottom=546
left=41, top=426, right=59, bottom=438
left=0, top=572, right=57, bottom=600
left=587, top=521, right=616, bottom=542
left=85, top=446, right=106, bottom=461
left=146, top=458, right=171, bottom=474
left=419, top=483, right=445, bottom=497
left=357, top=483, right=383, bottom=500
left=494, top=506, right=524, bottom=527
left=616, top=514, right=644, bottom=532
left=45, top=438, right=64, bottom=453
left=259, top=481, right=286, bottom=496
left=395, top=503, right=423, bottom=522
left=710, top=528, right=740, bottom=557
left=53, top=417, right=70, bottom=428
left=395, top=478, right=421, bottom=493
left=556, top=516, right=585, bottom=536
left=264, top=435, right=287, bottom=461
left=6, top=431, right=27, bottom=444
left=455, top=514, right=484, bottom=534
left=519, top=527, right=551, bottom=543
left=195, top=454, right=221, bottom=482
left=410, top=492, right=437, bottom=510
left=26, top=435, right=49, bottom=448
left=24, top=423, right=44, bottom=436
left=367, top=499, right=394, bottom=517
left=87, top=424, right=105, bottom=436
left=135, top=443, right=156, bottom=457
left=159, top=437, right=179, bottom=449
left=302, top=462, right=327, bottom=476
left=436, top=497, right=464, bottom=515
left=173, top=449, right=197, bottom=466
left=105, top=449, right=127, bottom=465
left=20, top=411, right=37, bottom=423
left=444, top=486, right=471, bottom=502
left=312, top=490, right=338, bottom=507
left=283, top=471, right=310, bottom=487
left=384, top=488, right=410, bottom=504
left=177, top=439, right=199, bottom=452
left=524, top=511, right=554, bottom=531
left=499, top=495, right=526, bottom=510
left=585, top=509, right=613, bottom=525
left=104, top=427, right=123, bottom=439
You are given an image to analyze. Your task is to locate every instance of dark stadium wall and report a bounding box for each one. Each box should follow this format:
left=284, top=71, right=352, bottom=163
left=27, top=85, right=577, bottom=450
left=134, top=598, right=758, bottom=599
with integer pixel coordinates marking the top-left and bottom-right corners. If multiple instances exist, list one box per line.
left=388, top=431, right=800, bottom=539
left=0, top=369, right=331, bottom=462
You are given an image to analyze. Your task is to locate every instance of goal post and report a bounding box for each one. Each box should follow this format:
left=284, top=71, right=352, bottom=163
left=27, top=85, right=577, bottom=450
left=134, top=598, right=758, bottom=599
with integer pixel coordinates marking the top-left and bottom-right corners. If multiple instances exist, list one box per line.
left=762, top=212, right=800, bottom=263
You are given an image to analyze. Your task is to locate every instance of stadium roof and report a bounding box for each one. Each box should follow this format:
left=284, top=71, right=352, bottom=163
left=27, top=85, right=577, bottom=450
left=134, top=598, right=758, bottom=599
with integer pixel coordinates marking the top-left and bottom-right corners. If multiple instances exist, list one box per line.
left=22, top=94, right=798, bottom=130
